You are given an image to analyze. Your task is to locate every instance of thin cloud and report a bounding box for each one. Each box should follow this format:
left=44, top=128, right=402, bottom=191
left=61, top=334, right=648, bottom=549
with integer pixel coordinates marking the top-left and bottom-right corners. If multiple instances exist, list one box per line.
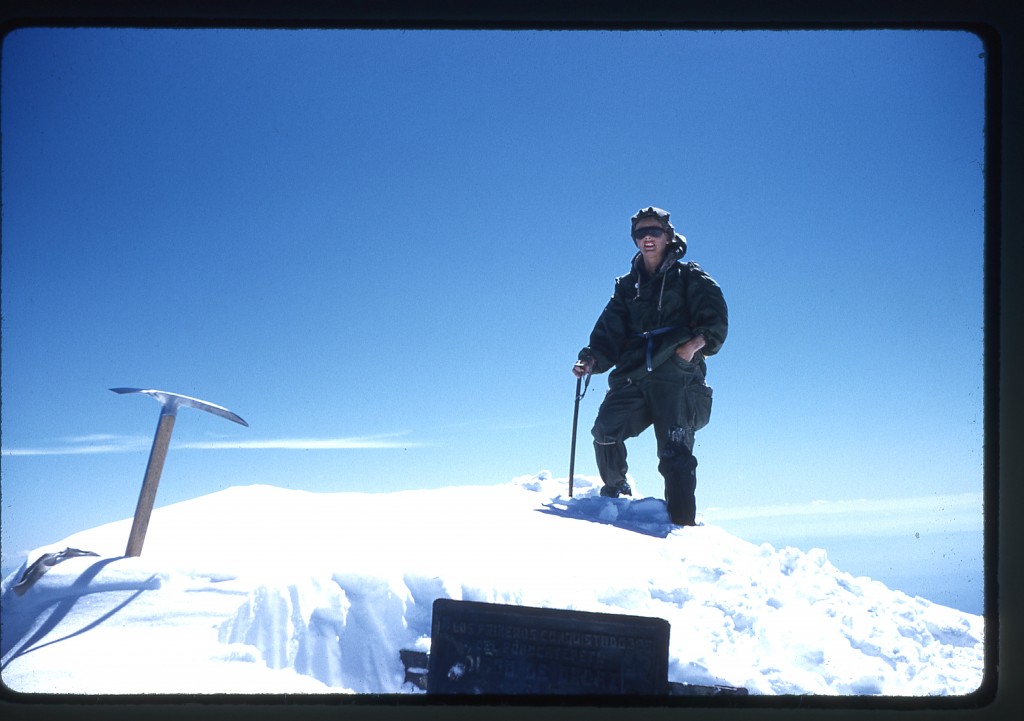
left=1, top=435, right=151, bottom=456
left=66, top=434, right=141, bottom=443
left=704, top=492, right=984, bottom=538
left=2, top=433, right=425, bottom=456
left=706, top=493, right=983, bottom=521
left=179, top=435, right=426, bottom=450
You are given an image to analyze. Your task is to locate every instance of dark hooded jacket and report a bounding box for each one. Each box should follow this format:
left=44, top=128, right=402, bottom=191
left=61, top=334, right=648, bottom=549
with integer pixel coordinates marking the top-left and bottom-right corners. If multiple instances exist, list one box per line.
left=579, top=238, right=728, bottom=386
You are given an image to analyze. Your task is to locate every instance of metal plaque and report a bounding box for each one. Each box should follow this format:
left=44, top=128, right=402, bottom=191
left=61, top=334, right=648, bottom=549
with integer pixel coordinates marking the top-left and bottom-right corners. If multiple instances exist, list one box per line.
left=428, top=599, right=670, bottom=695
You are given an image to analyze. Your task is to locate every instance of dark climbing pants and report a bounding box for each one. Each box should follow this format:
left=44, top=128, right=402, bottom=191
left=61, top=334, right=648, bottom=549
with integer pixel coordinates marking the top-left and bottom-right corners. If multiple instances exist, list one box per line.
left=591, top=355, right=713, bottom=525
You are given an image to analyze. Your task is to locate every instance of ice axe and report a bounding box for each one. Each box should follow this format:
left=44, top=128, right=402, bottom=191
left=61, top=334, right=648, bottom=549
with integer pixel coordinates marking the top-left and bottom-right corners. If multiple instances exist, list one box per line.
left=111, top=388, right=248, bottom=557
left=567, top=366, right=591, bottom=498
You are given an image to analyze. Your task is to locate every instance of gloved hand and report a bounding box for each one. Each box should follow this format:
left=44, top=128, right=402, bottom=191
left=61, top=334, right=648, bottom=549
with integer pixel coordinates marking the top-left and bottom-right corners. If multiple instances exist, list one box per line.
left=572, top=359, right=593, bottom=378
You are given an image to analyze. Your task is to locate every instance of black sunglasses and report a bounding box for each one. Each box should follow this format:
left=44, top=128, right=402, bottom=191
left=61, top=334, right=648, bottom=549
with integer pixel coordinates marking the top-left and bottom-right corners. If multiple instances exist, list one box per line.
left=631, top=226, right=667, bottom=240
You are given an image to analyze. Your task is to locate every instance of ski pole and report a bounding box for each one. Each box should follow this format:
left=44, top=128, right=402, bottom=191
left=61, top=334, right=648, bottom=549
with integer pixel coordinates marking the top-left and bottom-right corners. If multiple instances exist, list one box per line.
left=568, top=368, right=591, bottom=498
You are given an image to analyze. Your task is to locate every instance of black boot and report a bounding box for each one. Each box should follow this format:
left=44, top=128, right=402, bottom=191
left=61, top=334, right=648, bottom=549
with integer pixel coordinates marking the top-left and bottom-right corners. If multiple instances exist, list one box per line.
left=599, top=480, right=632, bottom=498
left=659, top=445, right=697, bottom=526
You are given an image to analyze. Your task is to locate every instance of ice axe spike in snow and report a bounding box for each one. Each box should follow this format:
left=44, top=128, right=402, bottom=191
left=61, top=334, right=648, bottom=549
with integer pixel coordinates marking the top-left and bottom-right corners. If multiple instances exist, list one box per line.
left=111, top=388, right=248, bottom=557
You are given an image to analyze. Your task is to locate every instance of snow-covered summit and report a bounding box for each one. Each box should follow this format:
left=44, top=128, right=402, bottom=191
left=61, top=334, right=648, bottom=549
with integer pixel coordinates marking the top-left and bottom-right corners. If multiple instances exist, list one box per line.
left=1, top=473, right=984, bottom=696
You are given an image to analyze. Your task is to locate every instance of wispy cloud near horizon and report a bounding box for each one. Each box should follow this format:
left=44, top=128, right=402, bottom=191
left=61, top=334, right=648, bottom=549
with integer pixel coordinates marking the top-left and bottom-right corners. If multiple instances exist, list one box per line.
left=1, top=433, right=425, bottom=456
left=179, top=435, right=425, bottom=450
left=704, top=492, right=984, bottom=538
left=0, top=434, right=152, bottom=456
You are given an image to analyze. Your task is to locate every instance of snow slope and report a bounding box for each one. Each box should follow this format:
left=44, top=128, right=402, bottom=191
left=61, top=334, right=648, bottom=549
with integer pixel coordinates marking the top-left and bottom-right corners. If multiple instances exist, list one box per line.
left=0, top=472, right=985, bottom=696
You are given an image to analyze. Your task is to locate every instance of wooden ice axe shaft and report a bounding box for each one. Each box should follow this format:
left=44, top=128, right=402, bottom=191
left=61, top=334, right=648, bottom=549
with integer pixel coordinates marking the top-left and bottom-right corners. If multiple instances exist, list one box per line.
left=111, top=388, right=248, bottom=557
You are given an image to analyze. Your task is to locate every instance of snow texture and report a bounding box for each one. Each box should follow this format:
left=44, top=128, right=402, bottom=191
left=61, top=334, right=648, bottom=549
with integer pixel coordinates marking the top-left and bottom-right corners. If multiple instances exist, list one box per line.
left=0, top=472, right=985, bottom=696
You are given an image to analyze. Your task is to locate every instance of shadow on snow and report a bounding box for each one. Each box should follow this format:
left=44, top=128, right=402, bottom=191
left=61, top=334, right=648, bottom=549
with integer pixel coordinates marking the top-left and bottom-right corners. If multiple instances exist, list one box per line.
left=536, top=495, right=676, bottom=539
left=1, top=557, right=157, bottom=670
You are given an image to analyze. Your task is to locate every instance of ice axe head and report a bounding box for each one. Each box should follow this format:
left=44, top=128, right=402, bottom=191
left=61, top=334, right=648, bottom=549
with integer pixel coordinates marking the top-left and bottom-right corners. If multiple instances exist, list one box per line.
left=110, top=388, right=248, bottom=426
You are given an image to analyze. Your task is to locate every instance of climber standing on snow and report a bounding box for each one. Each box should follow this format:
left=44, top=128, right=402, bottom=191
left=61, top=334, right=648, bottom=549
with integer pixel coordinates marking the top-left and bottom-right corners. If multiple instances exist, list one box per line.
left=572, top=206, right=728, bottom=526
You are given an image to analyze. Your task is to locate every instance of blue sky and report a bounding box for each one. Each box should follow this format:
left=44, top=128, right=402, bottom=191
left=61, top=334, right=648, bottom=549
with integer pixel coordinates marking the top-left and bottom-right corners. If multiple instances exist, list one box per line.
left=1, top=28, right=986, bottom=609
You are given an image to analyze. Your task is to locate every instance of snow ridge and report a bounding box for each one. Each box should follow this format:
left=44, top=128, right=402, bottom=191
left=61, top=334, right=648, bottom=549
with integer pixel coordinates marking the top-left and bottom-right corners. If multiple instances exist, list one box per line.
left=1, top=472, right=985, bottom=696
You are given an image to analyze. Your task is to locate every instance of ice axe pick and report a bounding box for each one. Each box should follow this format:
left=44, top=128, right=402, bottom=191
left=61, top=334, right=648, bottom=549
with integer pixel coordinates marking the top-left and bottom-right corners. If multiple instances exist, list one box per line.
left=111, top=388, right=248, bottom=557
